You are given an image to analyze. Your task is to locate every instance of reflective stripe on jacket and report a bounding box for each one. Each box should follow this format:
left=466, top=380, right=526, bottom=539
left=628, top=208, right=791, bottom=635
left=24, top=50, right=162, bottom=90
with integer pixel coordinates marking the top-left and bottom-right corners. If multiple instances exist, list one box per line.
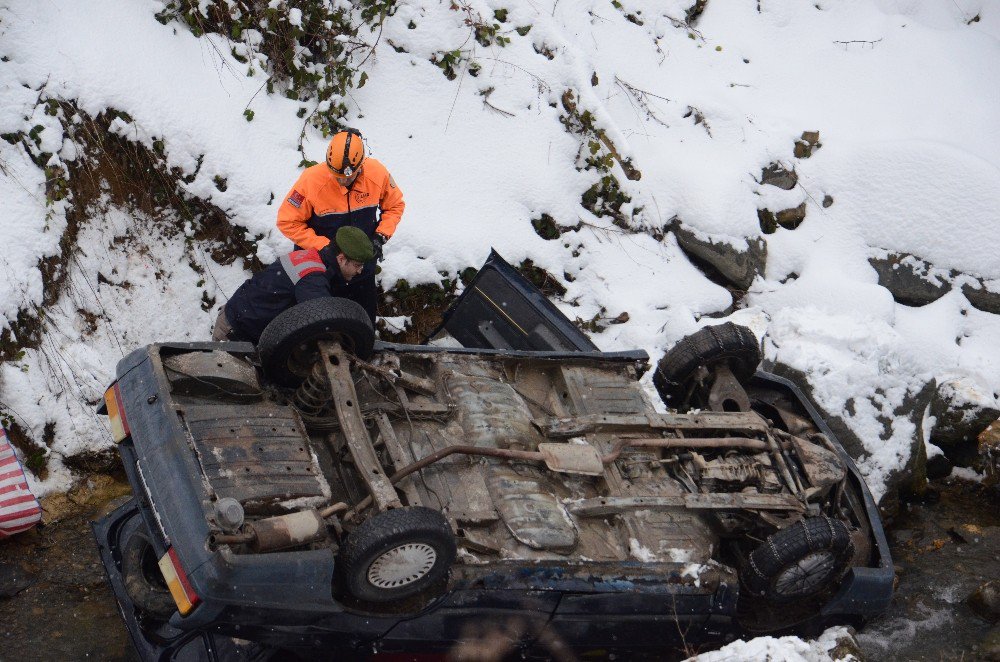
left=225, top=248, right=350, bottom=343
left=276, top=158, right=405, bottom=251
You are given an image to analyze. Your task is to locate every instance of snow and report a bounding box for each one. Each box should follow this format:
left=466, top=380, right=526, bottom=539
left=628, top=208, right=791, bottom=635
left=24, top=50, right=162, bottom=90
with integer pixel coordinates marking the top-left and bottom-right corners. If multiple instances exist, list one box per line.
left=687, top=625, right=858, bottom=662
left=0, top=0, right=996, bottom=536
left=0, top=0, right=1000, bottom=508
left=1, top=1, right=997, bottom=656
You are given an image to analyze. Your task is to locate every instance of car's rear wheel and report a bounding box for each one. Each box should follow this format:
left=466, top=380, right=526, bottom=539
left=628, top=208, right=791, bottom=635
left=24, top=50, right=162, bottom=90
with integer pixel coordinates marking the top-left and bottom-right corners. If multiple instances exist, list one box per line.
left=743, top=516, right=854, bottom=602
left=340, top=507, right=456, bottom=603
left=258, top=297, right=374, bottom=387
left=653, top=322, right=761, bottom=410
left=120, top=517, right=175, bottom=620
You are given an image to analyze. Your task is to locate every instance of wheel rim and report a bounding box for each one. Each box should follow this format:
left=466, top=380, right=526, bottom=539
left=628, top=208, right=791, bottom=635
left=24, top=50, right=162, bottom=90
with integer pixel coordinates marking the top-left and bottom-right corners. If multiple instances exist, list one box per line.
left=367, top=542, right=437, bottom=589
left=773, top=550, right=837, bottom=598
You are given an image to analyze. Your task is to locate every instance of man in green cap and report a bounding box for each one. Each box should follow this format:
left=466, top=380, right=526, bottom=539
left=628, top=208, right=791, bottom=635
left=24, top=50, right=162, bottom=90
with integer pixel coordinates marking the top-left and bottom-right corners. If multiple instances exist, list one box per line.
left=212, top=227, right=376, bottom=343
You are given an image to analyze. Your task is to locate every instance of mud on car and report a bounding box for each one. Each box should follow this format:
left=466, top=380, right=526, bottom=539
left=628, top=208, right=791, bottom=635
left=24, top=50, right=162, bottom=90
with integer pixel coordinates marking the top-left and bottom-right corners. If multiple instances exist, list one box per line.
left=93, top=252, right=893, bottom=659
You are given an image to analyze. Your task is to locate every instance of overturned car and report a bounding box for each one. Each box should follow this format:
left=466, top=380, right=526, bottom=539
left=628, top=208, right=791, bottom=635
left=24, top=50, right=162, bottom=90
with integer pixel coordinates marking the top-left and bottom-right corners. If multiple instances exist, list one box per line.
left=93, top=252, right=893, bottom=659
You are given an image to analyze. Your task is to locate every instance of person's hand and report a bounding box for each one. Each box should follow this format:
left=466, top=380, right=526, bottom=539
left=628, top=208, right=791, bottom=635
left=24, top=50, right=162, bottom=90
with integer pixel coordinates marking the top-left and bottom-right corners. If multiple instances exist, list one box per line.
left=373, top=233, right=388, bottom=262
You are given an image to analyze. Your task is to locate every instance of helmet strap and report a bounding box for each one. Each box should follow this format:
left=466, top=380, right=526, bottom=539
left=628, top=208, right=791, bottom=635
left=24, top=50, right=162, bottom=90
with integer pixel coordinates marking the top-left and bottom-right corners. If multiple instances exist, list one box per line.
left=340, top=127, right=363, bottom=176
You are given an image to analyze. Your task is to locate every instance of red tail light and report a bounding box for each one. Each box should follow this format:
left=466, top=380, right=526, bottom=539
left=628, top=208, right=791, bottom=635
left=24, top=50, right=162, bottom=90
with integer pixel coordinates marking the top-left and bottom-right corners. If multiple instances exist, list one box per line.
left=158, top=547, right=201, bottom=616
left=103, top=383, right=130, bottom=443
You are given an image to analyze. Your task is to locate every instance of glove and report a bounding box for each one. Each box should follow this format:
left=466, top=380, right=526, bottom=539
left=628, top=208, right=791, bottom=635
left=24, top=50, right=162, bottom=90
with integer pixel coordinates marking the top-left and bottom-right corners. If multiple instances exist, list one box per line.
left=373, top=233, right=388, bottom=262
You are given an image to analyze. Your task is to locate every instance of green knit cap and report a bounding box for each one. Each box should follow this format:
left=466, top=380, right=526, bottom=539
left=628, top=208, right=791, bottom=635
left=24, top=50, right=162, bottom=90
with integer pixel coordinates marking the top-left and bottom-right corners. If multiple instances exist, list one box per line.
left=335, top=226, right=374, bottom=262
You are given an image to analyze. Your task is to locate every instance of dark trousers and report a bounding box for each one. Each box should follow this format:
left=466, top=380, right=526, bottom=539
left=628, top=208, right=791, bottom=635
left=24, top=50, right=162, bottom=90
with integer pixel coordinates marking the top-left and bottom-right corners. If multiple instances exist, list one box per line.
left=345, top=273, right=377, bottom=325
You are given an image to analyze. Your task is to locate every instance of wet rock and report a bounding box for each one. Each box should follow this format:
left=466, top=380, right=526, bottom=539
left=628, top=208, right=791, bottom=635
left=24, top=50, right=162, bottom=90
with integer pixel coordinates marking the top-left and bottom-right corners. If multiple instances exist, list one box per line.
left=982, top=624, right=1000, bottom=661
left=670, top=220, right=766, bottom=290
left=0, top=559, right=38, bottom=597
left=827, top=627, right=864, bottom=660
left=869, top=252, right=952, bottom=306
left=760, top=162, right=798, bottom=190
left=980, top=422, right=1000, bottom=487
left=794, top=130, right=822, bottom=158
left=926, top=452, right=953, bottom=480
left=930, top=378, right=1000, bottom=448
left=970, top=581, right=1000, bottom=623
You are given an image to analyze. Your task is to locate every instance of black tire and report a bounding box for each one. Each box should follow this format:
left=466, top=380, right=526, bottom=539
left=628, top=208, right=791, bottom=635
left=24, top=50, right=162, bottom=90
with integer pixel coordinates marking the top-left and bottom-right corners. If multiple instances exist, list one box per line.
left=258, top=297, right=374, bottom=387
left=653, top=322, right=761, bottom=410
left=340, top=507, right=456, bottom=604
left=743, top=517, right=854, bottom=602
left=120, top=517, right=176, bottom=620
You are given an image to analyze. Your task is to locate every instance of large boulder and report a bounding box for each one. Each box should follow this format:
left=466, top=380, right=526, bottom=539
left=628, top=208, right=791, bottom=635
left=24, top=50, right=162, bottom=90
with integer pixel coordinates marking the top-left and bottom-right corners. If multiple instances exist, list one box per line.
left=929, top=378, right=1000, bottom=448
left=868, top=252, right=952, bottom=307
left=669, top=219, right=766, bottom=290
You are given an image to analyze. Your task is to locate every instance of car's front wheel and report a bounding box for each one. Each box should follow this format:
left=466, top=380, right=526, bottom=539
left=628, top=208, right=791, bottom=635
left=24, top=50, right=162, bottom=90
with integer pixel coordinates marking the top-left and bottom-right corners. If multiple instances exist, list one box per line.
left=340, top=507, right=456, bottom=603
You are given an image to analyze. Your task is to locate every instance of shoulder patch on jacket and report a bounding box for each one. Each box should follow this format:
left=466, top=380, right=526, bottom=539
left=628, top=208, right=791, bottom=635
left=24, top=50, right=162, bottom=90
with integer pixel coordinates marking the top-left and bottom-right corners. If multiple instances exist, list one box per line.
left=287, top=190, right=305, bottom=208
left=280, top=248, right=326, bottom=284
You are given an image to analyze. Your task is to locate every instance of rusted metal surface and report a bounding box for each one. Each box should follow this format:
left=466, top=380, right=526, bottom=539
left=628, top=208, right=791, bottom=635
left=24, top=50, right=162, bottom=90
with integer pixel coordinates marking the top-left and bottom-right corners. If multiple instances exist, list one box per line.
left=444, top=363, right=541, bottom=450
left=163, top=350, right=261, bottom=398
left=790, top=434, right=847, bottom=488
left=600, top=436, right=779, bottom=463
left=353, top=356, right=438, bottom=396
left=320, top=341, right=401, bottom=512
left=373, top=412, right=422, bottom=507
left=538, top=442, right=604, bottom=475
left=181, top=404, right=327, bottom=510
left=566, top=492, right=806, bottom=517
left=486, top=464, right=577, bottom=552
left=539, top=410, right=770, bottom=437
left=706, top=363, right=751, bottom=413
left=557, top=365, right=649, bottom=416
left=248, top=509, right=327, bottom=552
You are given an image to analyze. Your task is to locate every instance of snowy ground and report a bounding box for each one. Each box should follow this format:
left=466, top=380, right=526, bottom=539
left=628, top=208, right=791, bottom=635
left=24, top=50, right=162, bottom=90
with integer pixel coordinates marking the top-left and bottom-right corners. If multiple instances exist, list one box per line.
left=0, top=0, right=998, bottom=540
left=3, top=1, right=998, bottom=658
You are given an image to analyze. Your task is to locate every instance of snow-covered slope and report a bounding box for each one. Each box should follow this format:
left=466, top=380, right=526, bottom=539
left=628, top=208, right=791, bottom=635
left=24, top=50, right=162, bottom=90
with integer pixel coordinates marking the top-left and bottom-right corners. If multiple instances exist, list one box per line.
left=1, top=0, right=999, bottom=508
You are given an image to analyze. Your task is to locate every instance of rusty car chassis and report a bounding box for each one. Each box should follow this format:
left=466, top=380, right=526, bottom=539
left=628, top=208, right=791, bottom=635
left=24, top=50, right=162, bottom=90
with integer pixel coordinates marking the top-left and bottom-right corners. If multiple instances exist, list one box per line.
left=93, top=256, right=892, bottom=659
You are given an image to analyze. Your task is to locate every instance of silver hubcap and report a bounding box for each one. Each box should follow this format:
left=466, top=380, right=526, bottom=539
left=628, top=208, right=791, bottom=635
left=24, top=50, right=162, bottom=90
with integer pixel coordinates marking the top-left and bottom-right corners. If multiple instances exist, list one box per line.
left=774, top=550, right=836, bottom=597
left=367, top=543, right=437, bottom=589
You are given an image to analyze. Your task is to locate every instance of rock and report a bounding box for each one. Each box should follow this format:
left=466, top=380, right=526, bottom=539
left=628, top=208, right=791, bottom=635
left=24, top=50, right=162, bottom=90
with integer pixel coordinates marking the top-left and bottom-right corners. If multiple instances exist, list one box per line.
left=760, top=162, right=798, bottom=190
left=926, top=452, right=953, bottom=480
left=970, top=581, right=1000, bottom=623
left=869, top=252, right=952, bottom=306
left=794, top=130, right=822, bottom=158
left=982, top=624, right=1000, bottom=661
left=929, top=378, right=1000, bottom=447
left=962, top=282, right=1000, bottom=316
left=775, top=203, right=806, bottom=230
left=758, top=209, right=777, bottom=235
left=826, top=627, right=864, bottom=661
left=822, top=195, right=834, bottom=208
left=670, top=220, right=767, bottom=290
left=979, top=422, right=1000, bottom=487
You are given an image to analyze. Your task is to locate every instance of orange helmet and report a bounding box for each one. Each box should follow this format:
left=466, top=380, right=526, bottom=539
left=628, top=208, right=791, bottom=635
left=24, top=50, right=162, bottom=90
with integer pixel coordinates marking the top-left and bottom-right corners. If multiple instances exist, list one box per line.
left=326, top=128, right=366, bottom=178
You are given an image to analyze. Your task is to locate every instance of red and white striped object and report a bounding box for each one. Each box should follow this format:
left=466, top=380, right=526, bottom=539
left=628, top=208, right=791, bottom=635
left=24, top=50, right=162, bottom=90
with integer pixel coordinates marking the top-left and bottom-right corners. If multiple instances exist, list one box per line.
left=0, top=426, right=42, bottom=538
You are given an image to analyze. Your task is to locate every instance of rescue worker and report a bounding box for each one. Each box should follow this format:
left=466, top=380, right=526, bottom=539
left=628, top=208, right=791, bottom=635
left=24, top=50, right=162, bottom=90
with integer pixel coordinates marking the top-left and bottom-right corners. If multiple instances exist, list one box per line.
left=276, top=128, right=404, bottom=324
left=212, top=227, right=374, bottom=344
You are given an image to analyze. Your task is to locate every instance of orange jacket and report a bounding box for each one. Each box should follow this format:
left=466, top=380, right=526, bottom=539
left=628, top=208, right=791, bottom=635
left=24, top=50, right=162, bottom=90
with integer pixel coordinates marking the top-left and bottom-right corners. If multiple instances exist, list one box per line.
left=277, top=158, right=405, bottom=251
